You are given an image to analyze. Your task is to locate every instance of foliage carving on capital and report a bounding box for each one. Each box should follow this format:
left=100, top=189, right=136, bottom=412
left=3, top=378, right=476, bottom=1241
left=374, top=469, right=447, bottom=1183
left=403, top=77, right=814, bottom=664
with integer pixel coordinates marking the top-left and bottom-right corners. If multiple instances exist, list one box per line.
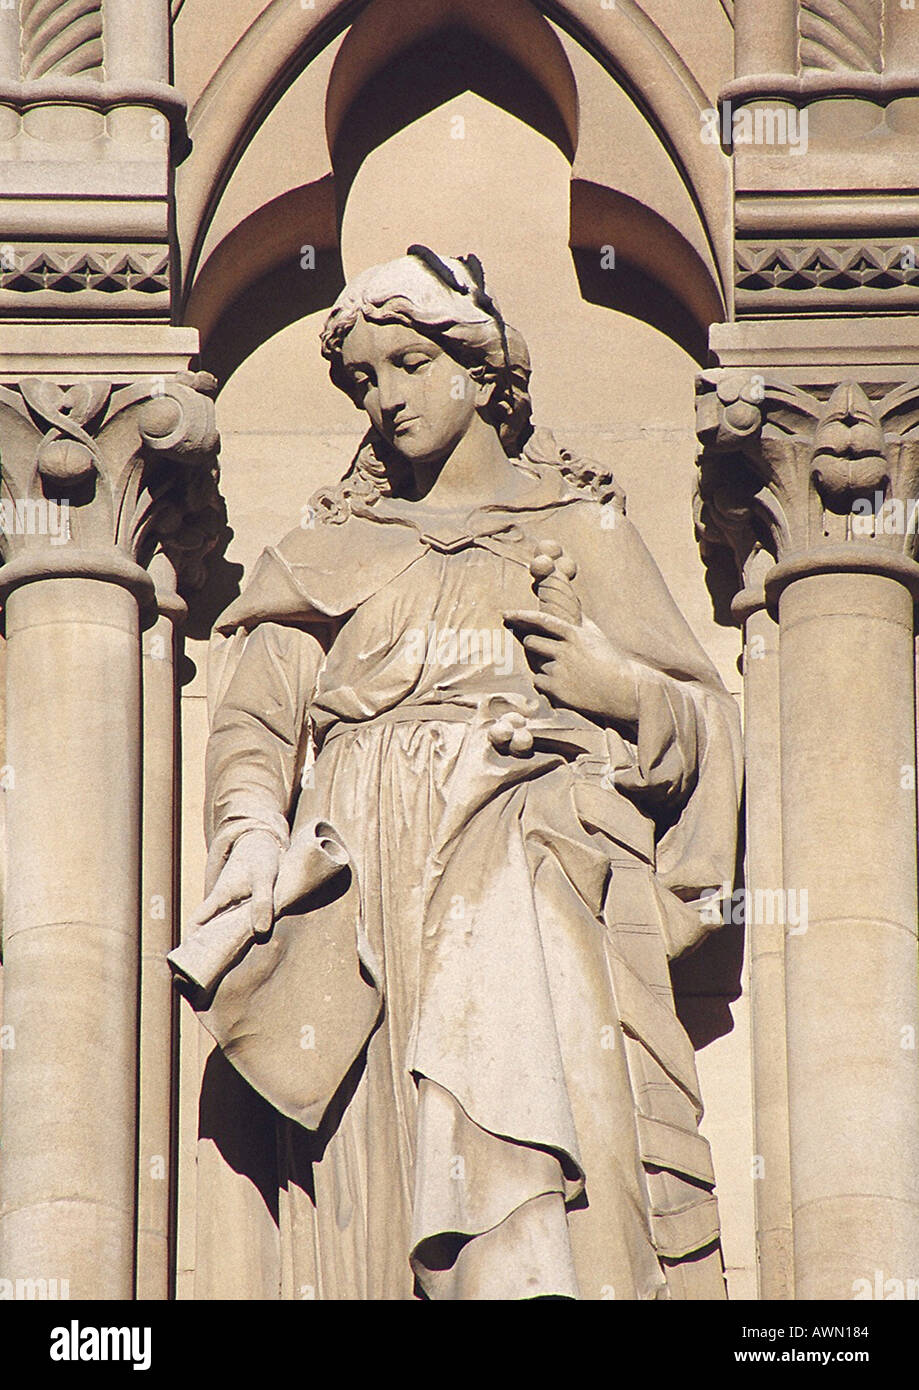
left=0, top=370, right=223, bottom=593
left=19, top=0, right=104, bottom=81
left=798, top=0, right=884, bottom=74
left=695, top=372, right=919, bottom=593
left=693, top=446, right=775, bottom=623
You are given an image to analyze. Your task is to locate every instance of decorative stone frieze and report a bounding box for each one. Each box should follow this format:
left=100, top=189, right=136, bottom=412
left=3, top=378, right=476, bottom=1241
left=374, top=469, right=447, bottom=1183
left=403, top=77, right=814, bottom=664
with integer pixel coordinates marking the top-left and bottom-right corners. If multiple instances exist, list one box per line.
left=0, top=245, right=170, bottom=314
left=735, top=241, right=919, bottom=315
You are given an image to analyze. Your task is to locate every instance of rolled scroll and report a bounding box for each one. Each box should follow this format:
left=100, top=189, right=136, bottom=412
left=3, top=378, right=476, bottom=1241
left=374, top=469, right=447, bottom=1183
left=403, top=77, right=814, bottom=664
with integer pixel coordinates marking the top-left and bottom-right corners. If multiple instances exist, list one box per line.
left=168, top=819, right=350, bottom=997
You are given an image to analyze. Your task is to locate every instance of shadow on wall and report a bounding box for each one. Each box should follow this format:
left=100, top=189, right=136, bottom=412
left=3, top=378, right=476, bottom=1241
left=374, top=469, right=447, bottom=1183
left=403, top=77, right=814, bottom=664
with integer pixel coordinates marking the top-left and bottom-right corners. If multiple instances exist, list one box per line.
left=197, top=244, right=345, bottom=394
left=573, top=246, right=709, bottom=368
left=672, top=787, right=747, bottom=1050
left=329, top=22, right=576, bottom=215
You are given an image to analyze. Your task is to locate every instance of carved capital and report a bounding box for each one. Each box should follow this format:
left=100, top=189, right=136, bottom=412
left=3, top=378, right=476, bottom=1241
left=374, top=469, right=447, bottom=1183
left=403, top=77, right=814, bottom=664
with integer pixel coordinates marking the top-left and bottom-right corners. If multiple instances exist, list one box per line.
left=0, top=369, right=223, bottom=608
left=695, top=370, right=919, bottom=614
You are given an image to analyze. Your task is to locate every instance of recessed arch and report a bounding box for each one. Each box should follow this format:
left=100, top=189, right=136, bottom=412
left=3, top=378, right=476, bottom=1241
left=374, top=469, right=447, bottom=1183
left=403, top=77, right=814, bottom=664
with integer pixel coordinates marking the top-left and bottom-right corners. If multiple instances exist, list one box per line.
left=179, top=0, right=731, bottom=378
left=570, top=181, right=724, bottom=364
left=186, top=175, right=340, bottom=381
left=325, top=0, right=579, bottom=169
left=324, top=8, right=580, bottom=269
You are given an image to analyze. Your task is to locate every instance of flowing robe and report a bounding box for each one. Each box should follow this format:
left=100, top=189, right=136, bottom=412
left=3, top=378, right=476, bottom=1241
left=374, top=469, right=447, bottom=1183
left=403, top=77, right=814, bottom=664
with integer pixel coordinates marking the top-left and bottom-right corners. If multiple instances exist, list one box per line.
left=193, top=461, right=743, bottom=1300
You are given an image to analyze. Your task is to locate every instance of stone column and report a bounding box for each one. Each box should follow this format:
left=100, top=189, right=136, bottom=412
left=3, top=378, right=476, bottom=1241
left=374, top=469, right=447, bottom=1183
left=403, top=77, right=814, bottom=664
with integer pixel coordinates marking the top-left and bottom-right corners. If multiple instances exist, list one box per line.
left=739, top=593, right=793, bottom=1301
left=770, top=550, right=919, bottom=1299
left=0, top=562, right=146, bottom=1298
left=0, top=366, right=219, bottom=1299
left=103, top=0, right=173, bottom=145
left=104, top=0, right=170, bottom=83
left=135, top=554, right=186, bottom=1299
left=698, top=367, right=919, bottom=1300
left=695, top=455, right=794, bottom=1300
left=0, top=3, right=19, bottom=80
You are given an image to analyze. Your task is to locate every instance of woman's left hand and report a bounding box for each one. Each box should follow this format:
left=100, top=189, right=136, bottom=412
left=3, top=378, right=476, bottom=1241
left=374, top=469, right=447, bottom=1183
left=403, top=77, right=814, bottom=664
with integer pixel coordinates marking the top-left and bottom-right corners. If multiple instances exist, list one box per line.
left=504, top=609, right=642, bottom=725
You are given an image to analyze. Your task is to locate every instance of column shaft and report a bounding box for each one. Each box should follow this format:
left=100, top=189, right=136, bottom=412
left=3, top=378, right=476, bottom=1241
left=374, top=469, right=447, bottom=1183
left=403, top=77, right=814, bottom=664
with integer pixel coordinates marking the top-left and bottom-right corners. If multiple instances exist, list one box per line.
left=744, top=605, right=794, bottom=1299
left=0, top=3, right=19, bottom=80
left=135, top=605, right=179, bottom=1299
left=0, top=577, right=142, bottom=1299
left=734, top=0, right=798, bottom=78
left=104, top=0, right=170, bottom=82
left=778, top=569, right=919, bottom=1299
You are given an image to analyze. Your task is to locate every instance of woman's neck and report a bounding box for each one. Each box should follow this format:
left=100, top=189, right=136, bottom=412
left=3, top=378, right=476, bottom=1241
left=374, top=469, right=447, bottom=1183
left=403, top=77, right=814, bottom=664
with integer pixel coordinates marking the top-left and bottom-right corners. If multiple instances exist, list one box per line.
left=408, top=416, right=519, bottom=511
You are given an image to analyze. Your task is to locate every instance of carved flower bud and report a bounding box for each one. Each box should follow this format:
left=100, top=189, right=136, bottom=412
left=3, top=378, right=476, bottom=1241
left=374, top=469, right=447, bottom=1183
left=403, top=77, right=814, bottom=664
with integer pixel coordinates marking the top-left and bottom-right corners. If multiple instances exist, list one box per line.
left=812, top=387, right=888, bottom=501
left=722, top=400, right=761, bottom=434
left=814, top=453, right=887, bottom=498
left=37, top=436, right=95, bottom=484
left=530, top=538, right=581, bottom=622
left=139, top=396, right=184, bottom=441
left=509, top=727, right=534, bottom=754
left=531, top=539, right=577, bottom=581
left=488, top=711, right=533, bottom=755
left=716, top=377, right=743, bottom=405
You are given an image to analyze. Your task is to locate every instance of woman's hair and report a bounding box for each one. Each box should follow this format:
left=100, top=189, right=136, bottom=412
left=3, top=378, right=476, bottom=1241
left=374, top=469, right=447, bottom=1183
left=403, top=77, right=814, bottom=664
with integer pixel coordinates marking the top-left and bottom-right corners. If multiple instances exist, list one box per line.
left=311, top=248, right=624, bottom=525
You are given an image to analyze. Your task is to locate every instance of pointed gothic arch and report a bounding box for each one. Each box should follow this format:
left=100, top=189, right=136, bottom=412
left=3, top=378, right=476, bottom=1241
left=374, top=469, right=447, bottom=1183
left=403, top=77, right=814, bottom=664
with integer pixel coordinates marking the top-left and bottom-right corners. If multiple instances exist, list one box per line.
left=179, top=0, right=731, bottom=382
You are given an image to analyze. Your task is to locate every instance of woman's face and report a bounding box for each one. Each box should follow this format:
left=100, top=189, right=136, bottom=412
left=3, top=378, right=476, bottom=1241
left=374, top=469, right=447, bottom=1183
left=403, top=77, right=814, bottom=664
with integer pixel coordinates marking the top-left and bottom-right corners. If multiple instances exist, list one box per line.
left=340, top=315, right=487, bottom=467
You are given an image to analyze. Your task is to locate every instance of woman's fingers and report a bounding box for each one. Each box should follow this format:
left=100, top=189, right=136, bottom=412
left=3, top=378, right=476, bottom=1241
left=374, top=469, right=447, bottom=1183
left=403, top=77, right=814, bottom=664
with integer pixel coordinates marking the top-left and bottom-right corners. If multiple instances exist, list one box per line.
left=190, top=832, right=281, bottom=929
left=522, top=634, right=559, bottom=658
left=532, top=671, right=560, bottom=698
left=504, top=609, right=573, bottom=639
left=190, top=876, right=245, bottom=927
left=250, top=879, right=275, bottom=940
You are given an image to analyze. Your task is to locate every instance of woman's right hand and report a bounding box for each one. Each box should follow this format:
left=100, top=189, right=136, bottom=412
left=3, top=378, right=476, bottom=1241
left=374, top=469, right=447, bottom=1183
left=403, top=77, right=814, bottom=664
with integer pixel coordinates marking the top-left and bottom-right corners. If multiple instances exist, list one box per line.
left=190, top=828, right=282, bottom=939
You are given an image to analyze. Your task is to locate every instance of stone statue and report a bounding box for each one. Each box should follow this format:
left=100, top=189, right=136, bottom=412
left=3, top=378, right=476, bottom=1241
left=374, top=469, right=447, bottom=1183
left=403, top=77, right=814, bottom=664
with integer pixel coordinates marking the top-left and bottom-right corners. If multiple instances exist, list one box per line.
left=170, top=249, right=743, bottom=1300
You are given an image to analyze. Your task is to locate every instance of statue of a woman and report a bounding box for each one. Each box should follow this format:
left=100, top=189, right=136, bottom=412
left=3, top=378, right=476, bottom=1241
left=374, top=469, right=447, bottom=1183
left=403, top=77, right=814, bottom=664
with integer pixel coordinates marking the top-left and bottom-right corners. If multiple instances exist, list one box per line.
left=175, top=249, right=742, bottom=1300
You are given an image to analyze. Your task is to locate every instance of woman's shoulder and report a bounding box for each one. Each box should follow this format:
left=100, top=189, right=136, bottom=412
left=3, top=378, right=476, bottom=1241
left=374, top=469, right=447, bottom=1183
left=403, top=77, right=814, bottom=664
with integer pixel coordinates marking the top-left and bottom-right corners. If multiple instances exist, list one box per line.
left=215, top=509, right=425, bottom=634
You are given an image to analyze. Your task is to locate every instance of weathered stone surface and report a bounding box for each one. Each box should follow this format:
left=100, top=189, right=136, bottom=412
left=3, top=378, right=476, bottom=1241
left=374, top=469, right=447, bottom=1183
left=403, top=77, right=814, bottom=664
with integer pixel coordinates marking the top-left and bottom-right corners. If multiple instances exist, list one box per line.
left=0, top=0, right=916, bottom=1305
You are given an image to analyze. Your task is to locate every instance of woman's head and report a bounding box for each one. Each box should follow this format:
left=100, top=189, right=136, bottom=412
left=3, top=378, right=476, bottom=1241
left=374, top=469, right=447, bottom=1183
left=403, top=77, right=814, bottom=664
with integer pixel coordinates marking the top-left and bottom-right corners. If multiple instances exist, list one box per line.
left=320, top=249, right=533, bottom=462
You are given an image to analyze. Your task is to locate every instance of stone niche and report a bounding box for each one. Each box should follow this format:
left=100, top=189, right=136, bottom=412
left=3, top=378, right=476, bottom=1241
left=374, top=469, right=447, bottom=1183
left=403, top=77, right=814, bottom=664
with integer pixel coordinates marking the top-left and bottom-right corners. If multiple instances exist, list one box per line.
left=174, top=0, right=753, bottom=1302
